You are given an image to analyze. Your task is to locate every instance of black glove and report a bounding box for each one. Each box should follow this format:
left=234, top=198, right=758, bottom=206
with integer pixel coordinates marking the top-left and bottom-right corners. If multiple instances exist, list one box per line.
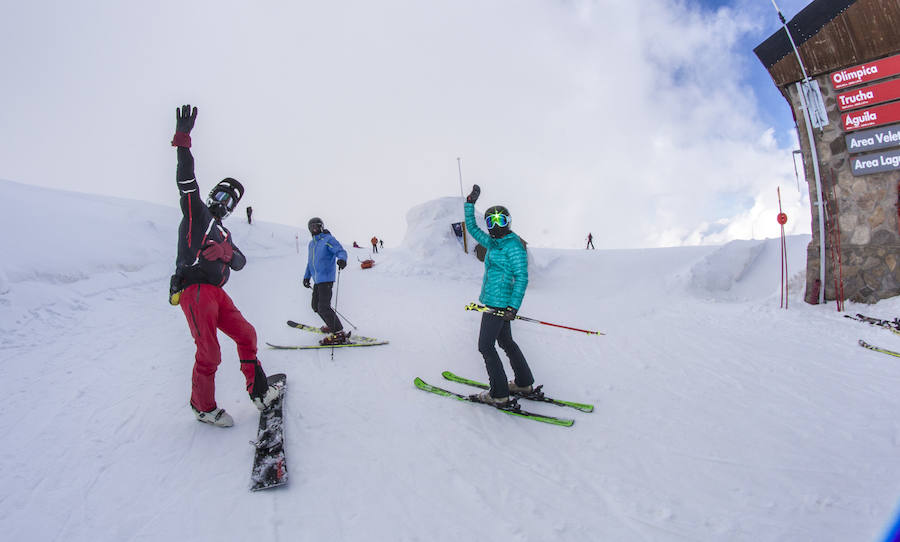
left=176, top=104, right=197, bottom=133
left=303, top=277, right=311, bottom=288
left=337, top=259, right=347, bottom=270
left=466, top=184, right=480, bottom=204
left=501, top=306, right=517, bottom=321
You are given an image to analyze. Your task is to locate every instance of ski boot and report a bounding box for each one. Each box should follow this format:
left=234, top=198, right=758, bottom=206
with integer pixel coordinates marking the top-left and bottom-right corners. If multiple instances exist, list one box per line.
left=508, top=380, right=534, bottom=395
left=191, top=405, right=234, bottom=427
left=319, top=330, right=351, bottom=346
left=470, top=389, right=513, bottom=407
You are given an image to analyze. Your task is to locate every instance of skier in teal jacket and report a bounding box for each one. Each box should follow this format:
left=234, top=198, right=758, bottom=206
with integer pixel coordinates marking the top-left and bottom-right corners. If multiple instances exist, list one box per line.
left=464, top=184, right=534, bottom=405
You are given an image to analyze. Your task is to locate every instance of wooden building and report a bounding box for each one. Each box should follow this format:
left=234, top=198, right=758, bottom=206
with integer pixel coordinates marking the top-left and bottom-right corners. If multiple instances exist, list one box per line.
left=755, top=0, right=900, bottom=303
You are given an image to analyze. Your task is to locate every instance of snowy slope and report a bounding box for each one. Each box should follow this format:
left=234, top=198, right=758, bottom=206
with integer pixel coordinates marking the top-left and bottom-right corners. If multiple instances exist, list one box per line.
left=2, top=179, right=900, bottom=542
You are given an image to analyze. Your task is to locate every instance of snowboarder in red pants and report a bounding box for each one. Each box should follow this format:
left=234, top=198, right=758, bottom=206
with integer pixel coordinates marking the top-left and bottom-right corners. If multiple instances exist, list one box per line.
left=168, top=104, right=279, bottom=427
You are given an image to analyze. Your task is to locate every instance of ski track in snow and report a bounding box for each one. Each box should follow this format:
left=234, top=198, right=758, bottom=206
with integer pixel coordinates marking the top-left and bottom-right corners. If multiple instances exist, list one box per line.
left=4, top=188, right=900, bottom=540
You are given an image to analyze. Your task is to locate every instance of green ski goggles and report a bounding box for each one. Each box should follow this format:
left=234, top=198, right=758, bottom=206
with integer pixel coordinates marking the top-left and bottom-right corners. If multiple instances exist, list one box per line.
left=485, top=212, right=509, bottom=229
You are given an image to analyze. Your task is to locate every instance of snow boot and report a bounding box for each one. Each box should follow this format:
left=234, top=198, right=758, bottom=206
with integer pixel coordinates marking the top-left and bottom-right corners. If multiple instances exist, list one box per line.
left=191, top=405, right=234, bottom=427
left=471, top=389, right=512, bottom=406
left=319, top=330, right=351, bottom=346
left=251, top=383, right=281, bottom=411
left=508, top=380, right=533, bottom=395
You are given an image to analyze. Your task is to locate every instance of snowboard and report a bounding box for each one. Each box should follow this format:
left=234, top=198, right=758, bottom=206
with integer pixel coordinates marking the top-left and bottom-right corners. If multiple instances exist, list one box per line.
left=250, top=373, right=288, bottom=492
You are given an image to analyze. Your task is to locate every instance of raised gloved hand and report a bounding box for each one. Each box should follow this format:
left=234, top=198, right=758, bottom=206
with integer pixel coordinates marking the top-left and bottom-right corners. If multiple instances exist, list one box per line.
left=303, top=277, right=311, bottom=289
left=337, top=259, right=347, bottom=270
left=202, top=240, right=233, bottom=263
left=172, top=104, right=197, bottom=147
left=501, top=306, right=517, bottom=321
left=466, top=184, right=481, bottom=204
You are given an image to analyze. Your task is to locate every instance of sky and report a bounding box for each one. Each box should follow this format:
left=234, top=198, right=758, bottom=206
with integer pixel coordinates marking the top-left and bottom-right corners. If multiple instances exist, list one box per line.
left=0, top=0, right=816, bottom=249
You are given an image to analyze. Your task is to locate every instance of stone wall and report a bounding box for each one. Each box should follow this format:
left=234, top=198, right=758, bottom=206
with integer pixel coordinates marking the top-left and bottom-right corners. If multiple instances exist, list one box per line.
left=786, top=80, right=900, bottom=304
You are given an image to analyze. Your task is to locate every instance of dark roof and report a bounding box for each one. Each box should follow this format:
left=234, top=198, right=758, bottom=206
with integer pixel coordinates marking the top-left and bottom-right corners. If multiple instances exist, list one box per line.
left=754, top=0, right=857, bottom=69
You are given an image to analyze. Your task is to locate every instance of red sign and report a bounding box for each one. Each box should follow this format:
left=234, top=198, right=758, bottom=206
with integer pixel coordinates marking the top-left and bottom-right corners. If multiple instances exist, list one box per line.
left=837, top=78, right=900, bottom=111
left=842, top=101, right=900, bottom=131
left=832, top=53, right=900, bottom=90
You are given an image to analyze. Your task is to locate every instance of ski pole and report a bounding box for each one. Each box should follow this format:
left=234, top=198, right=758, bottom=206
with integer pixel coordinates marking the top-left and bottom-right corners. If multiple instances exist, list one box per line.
left=332, top=269, right=343, bottom=359
left=334, top=308, right=357, bottom=330
left=464, top=302, right=605, bottom=336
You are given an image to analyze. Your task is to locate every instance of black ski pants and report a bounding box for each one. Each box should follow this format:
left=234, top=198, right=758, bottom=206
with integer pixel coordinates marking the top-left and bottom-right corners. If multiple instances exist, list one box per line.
left=311, top=282, right=342, bottom=332
left=478, top=311, right=533, bottom=398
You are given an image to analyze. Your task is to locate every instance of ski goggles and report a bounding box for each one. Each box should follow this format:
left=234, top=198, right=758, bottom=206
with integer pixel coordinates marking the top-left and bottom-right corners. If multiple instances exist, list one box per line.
left=485, top=212, right=509, bottom=229
left=208, top=189, right=237, bottom=211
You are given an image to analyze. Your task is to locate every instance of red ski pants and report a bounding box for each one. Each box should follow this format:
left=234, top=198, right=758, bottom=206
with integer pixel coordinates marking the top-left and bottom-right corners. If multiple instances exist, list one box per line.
left=179, top=284, right=259, bottom=412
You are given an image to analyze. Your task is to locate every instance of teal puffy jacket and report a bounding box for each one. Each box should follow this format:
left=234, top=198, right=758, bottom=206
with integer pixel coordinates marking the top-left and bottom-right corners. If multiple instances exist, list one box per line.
left=464, top=202, right=528, bottom=310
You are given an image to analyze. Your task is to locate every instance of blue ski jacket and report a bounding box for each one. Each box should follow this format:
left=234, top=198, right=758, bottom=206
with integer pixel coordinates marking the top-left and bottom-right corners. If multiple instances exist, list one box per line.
left=304, top=231, right=347, bottom=284
left=464, top=202, right=528, bottom=310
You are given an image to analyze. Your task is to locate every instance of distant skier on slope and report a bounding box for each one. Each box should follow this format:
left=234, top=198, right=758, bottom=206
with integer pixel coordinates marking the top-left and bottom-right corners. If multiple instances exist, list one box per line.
left=168, top=104, right=280, bottom=428
left=464, top=184, right=534, bottom=405
left=586, top=232, right=594, bottom=249
left=302, top=217, right=349, bottom=345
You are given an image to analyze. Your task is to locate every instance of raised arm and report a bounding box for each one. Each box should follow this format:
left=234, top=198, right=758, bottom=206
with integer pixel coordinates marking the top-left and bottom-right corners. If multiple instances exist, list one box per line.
left=172, top=105, right=201, bottom=204
left=463, top=185, right=492, bottom=246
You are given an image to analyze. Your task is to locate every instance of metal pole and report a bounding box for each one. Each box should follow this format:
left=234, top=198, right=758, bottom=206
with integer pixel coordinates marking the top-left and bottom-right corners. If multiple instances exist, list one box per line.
left=457, top=157, right=468, bottom=254
left=772, top=0, right=826, bottom=304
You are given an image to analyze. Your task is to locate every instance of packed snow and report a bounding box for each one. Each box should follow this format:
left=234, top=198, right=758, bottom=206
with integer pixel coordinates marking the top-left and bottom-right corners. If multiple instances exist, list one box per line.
left=3, top=178, right=900, bottom=541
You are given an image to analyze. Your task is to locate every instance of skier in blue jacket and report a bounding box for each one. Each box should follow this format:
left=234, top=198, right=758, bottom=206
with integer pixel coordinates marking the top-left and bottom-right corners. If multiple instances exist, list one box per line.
left=464, top=184, right=534, bottom=405
left=302, top=217, right=349, bottom=345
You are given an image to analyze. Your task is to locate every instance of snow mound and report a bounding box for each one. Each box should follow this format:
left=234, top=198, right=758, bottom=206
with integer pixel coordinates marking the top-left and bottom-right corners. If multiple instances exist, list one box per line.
left=689, top=236, right=810, bottom=302
left=0, top=178, right=299, bottom=337
left=375, top=197, right=483, bottom=279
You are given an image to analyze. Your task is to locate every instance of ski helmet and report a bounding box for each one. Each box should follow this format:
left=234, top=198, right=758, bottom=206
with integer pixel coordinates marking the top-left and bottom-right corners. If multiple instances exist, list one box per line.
left=308, top=217, right=325, bottom=236
left=207, top=177, right=244, bottom=219
left=484, top=205, right=511, bottom=239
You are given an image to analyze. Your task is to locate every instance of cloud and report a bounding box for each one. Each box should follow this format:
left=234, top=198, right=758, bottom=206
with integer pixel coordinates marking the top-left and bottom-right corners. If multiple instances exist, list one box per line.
left=0, top=0, right=808, bottom=249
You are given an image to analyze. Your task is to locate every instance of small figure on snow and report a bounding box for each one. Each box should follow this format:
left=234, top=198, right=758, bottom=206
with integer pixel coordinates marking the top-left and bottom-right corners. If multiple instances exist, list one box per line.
left=464, top=184, right=534, bottom=405
left=586, top=232, right=594, bottom=249
left=168, top=104, right=280, bottom=428
left=302, top=217, right=350, bottom=345
left=353, top=241, right=361, bottom=248
left=246, top=206, right=253, bottom=225
left=371, top=236, right=379, bottom=253
left=379, top=239, right=384, bottom=249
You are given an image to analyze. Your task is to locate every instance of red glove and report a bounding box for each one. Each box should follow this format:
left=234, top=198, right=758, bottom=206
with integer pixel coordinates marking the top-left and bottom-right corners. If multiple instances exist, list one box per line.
left=202, top=241, right=233, bottom=263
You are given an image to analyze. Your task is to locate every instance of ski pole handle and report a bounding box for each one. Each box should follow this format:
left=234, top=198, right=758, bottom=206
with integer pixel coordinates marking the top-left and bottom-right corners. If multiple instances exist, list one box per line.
left=464, top=302, right=605, bottom=336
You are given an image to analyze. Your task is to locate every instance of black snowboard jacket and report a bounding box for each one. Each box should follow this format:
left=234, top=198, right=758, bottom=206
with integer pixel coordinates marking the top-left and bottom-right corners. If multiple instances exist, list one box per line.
left=173, top=147, right=246, bottom=289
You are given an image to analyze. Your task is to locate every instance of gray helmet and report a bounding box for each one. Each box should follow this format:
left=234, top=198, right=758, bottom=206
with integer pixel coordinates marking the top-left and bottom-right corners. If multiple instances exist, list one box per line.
left=484, top=205, right=511, bottom=238
left=308, top=217, right=324, bottom=235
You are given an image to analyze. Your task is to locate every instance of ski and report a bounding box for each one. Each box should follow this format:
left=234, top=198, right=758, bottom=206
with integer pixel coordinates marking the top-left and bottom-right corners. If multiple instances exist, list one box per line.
left=250, top=373, right=287, bottom=492
left=414, top=377, right=574, bottom=427
left=266, top=340, right=388, bottom=350
left=441, top=371, right=594, bottom=412
left=858, top=339, right=900, bottom=358
left=286, top=320, right=380, bottom=343
left=845, top=314, right=900, bottom=335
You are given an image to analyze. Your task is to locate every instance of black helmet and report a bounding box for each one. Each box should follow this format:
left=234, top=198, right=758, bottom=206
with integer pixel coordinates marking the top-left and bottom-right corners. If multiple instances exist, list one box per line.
left=484, top=205, right=511, bottom=238
left=207, top=177, right=244, bottom=219
left=308, top=217, right=325, bottom=236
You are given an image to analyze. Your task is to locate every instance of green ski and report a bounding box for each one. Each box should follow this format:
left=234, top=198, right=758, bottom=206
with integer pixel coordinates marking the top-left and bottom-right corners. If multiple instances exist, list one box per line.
left=859, top=339, right=900, bottom=358
left=441, top=371, right=594, bottom=412
left=414, top=377, right=574, bottom=427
